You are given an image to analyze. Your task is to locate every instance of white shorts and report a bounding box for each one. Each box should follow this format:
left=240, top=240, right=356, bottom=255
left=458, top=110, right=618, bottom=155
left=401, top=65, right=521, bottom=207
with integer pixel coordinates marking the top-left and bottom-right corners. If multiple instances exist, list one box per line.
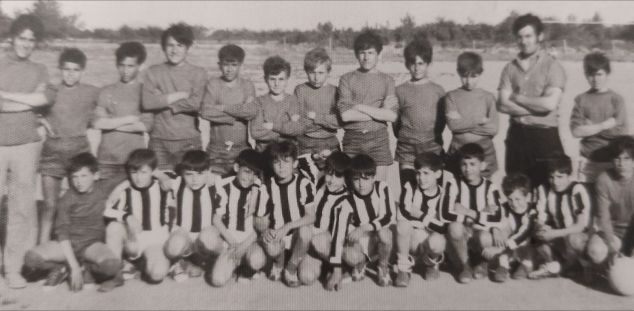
left=222, top=229, right=254, bottom=248
left=281, top=226, right=323, bottom=250
left=578, top=157, right=612, bottom=183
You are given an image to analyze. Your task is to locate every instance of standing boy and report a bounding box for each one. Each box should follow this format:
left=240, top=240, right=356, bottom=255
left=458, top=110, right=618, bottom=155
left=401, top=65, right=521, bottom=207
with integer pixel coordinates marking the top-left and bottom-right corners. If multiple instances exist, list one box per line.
left=337, top=31, right=398, bottom=182
left=142, top=23, right=207, bottom=171
left=445, top=52, right=498, bottom=178
left=94, top=41, right=153, bottom=183
left=570, top=52, right=628, bottom=182
left=201, top=44, right=257, bottom=176
left=394, top=37, right=446, bottom=187
left=39, top=48, right=99, bottom=244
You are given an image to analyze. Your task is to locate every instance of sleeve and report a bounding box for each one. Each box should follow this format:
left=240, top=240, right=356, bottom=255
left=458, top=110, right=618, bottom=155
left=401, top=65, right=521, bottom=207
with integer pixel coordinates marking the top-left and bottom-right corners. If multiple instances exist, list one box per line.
left=299, top=177, right=315, bottom=208
left=249, top=99, right=278, bottom=142
left=434, top=88, right=447, bottom=146
left=255, top=183, right=272, bottom=218
left=398, top=182, right=414, bottom=221
left=329, top=202, right=353, bottom=265
left=199, top=81, right=234, bottom=125
left=426, top=199, right=447, bottom=234
left=43, top=83, right=58, bottom=106
left=336, top=74, right=354, bottom=114
left=572, top=183, right=592, bottom=229
left=313, top=89, right=341, bottom=130
left=214, top=183, right=229, bottom=217
left=569, top=95, right=584, bottom=131
left=170, top=68, right=207, bottom=114
left=595, top=173, right=615, bottom=237
left=506, top=210, right=535, bottom=250
left=140, top=111, right=154, bottom=132
left=272, top=99, right=308, bottom=136
left=445, top=93, right=478, bottom=133
left=141, top=69, right=170, bottom=110
left=601, top=93, right=629, bottom=139
left=472, top=93, right=499, bottom=136
left=94, top=90, right=111, bottom=124
left=498, top=63, right=513, bottom=91
left=103, top=183, right=130, bottom=222
left=313, top=189, right=327, bottom=230
left=440, top=176, right=461, bottom=223
left=371, top=182, right=395, bottom=231
left=477, top=185, right=505, bottom=228
left=54, top=194, right=72, bottom=242
left=383, top=76, right=398, bottom=112
left=545, top=60, right=566, bottom=91
left=223, top=81, right=258, bottom=120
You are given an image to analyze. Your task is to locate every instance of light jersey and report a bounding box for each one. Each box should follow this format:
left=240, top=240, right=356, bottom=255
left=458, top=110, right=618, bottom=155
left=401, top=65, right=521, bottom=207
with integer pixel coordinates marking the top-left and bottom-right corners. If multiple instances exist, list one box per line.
left=443, top=177, right=506, bottom=230
left=313, top=180, right=350, bottom=232
left=399, top=182, right=446, bottom=234
left=173, top=177, right=217, bottom=233
left=256, top=174, right=315, bottom=230
left=535, top=182, right=592, bottom=230
left=215, top=176, right=267, bottom=233
left=504, top=204, right=537, bottom=250
left=104, top=179, right=170, bottom=232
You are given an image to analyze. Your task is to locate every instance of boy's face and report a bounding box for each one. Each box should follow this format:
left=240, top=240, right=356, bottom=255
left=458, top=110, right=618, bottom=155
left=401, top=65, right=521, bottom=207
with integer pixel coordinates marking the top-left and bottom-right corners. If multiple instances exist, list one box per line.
left=117, top=56, right=141, bottom=83
left=70, top=167, right=99, bottom=193
left=356, top=48, right=379, bottom=71
left=163, top=36, right=189, bottom=65
left=129, top=165, right=154, bottom=189
left=219, top=60, right=242, bottom=82
left=272, top=156, right=296, bottom=181
left=324, top=172, right=345, bottom=193
left=460, top=73, right=480, bottom=90
left=507, top=189, right=530, bottom=214
left=515, top=25, right=542, bottom=55
left=306, top=63, right=329, bottom=88
left=60, top=62, right=83, bottom=87
left=12, top=29, right=36, bottom=60
left=234, top=164, right=257, bottom=188
left=614, top=151, right=634, bottom=178
left=266, top=72, right=288, bottom=96
left=352, top=174, right=375, bottom=196
left=460, top=157, right=485, bottom=184
left=586, top=69, right=608, bottom=91
left=407, top=56, right=429, bottom=81
left=182, top=169, right=208, bottom=190
left=549, top=171, right=572, bottom=192
left=416, top=167, right=441, bottom=191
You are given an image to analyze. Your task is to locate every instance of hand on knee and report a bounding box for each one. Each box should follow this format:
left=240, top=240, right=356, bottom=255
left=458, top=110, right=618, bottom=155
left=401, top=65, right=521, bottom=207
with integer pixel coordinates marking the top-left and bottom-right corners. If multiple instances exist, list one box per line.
left=426, top=233, right=447, bottom=255
left=396, top=220, right=413, bottom=237
left=447, top=222, right=465, bottom=241
left=164, top=233, right=192, bottom=260
left=297, top=226, right=313, bottom=245
left=197, top=228, right=224, bottom=255
left=311, top=234, right=331, bottom=260
left=298, top=256, right=321, bottom=285
left=477, top=231, right=493, bottom=249
left=342, top=244, right=365, bottom=267
left=587, top=235, right=609, bottom=265
left=378, top=228, right=393, bottom=247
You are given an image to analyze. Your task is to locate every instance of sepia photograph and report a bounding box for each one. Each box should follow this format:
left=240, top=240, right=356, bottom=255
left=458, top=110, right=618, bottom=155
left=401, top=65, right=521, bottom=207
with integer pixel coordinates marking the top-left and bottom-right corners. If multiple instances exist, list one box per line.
left=0, top=0, right=632, bottom=309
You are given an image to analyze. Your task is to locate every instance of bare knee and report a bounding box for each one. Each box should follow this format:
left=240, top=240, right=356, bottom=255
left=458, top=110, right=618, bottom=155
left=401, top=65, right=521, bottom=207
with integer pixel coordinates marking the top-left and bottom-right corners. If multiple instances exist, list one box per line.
left=567, top=233, right=588, bottom=254
left=106, top=222, right=126, bottom=240
left=93, top=258, right=122, bottom=278
left=297, top=226, right=313, bottom=245
left=447, top=222, right=465, bottom=241
left=378, top=227, right=393, bottom=246
left=396, top=220, right=413, bottom=237
left=24, top=249, right=45, bottom=269
left=246, top=245, right=266, bottom=271
left=197, top=227, right=223, bottom=255
left=311, top=233, right=331, bottom=260
left=298, top=256, right=321, bottom=285
left=476, top=230, right=493, bottom=249
left=164, top=232, right=191, bottom=260
left=426, top=233, right=446, bottom=255
left=342, top=244, right=365, bottom=267
left=586, top=235, right=609, bottom=265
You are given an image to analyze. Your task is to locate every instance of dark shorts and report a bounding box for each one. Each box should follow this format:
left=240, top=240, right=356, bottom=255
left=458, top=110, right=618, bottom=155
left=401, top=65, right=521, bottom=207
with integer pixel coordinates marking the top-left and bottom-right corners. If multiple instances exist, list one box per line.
left=447, top=137, right=498, bottom=178
left=39, top=136, right=91, bottom=178
left=149, top=137, right=202, bottom=171
left=99, top=164, right=127, bottom=184
left=395, top=140, right=443, bottom=167
left=206, top=142, right=251, bottom=176
left=298, top=136, right=341, bottom=156
left=342, top=129, right=393, bottom=166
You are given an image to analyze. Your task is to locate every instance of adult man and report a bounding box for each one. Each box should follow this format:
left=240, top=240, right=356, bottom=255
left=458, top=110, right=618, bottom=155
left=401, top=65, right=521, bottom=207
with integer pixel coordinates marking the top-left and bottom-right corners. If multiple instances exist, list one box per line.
left=498, top=14, right=567, bottom=187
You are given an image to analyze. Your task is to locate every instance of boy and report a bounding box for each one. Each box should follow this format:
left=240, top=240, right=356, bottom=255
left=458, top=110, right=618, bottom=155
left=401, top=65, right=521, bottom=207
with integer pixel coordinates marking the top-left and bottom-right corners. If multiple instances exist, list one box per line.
left=305, top=151, right=352, bottom=290
left=254, top=141, right=315, bottom=287
left=103, top=149, right=172, bottom=287
left=337, top=31, right=398, bottom=182
left=142, top=23, right=207, bottom=171
left=295, top=47, right=341, bottom=182
left=161, top=150, right=225, bottom=281
left=200, top=44, right=257, bottom=176
left=39, top=48, right=100, bottom=244
left=24, top=153, right=121, bottom=292
left=481, top=173, right=537, bottom=282
left=208, top=149, right=268, bottom=286
left=394, top=37, right=446, bottom=187
left=250, top=56, right=306, bottom=153
left=394, top=152, right=447, bottom=287
left=94, top=41, right=153, bottom=183
left=445, top=52, right=498, bottom=178
left=530, top=157, right=592, bottom=279
left=570, top=52, right=628, bottom=183
left=444, top=143, right=506, bottom=284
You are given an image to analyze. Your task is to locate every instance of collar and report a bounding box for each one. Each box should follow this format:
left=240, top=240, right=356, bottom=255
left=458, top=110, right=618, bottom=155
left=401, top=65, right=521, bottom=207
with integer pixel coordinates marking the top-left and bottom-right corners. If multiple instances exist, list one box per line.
left=327, top=186, right=347, bottom=196
left=513, top=49, right=546, bottom=70
left=232, top=177, right=250, bottom=191
left=421, top=186, right=440, bottom=199
left=130, top=178, right=156, bottom=191
left=275, top=174, right=296, bottom=186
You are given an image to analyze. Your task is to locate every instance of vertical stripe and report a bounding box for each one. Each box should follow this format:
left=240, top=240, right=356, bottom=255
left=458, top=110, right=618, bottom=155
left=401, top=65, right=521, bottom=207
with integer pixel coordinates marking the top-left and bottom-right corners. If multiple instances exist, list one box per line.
left=279, top=183, right=292, bottom=225
left=468, top=185, right=477, bottom=211
left=236, top=187, right=248, bottom=231
left=177, top=180, right=185, bottom=227
left=160, top=190, right=167, bottom=226
left=125, top=188, right=132, bottom=215
left=141, top=188, right=152, bottom=231
left=191, top=189, right=202, bottom=233
left=555, top=193, right=565, bottom=229
left=362, top=195, right=376, bottom=221
left=381, top=185, right=392, bottom=226
left=223, top=183, right=232, bottom=228
left=315, top=190, right=329, bottom=229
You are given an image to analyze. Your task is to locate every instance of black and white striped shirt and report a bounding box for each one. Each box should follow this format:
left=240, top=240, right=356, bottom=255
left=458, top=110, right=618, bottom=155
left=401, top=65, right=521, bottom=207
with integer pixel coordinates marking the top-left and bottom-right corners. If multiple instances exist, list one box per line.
left=535, top=182, right=592, bottom=230
left=256, top=174, right=315, bottom=230
left=348, top=181, right=395, bottom=231
left=172, top=177, right=217, bottom=233
left=104, top=179, right=170, bottom=231
left=399, top=182, right=446, bottom=234
left=313, top=184, right=349, bottom=232
left=443, top=177, right=506, bottom=230
left=504, top=204, right=537, bottom=250
left=215, top=176, right=267, bottom=233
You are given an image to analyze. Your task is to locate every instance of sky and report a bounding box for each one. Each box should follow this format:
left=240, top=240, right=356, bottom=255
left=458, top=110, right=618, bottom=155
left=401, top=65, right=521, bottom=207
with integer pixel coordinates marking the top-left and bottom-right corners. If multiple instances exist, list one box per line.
left=2, top=1, right=634, bottom=31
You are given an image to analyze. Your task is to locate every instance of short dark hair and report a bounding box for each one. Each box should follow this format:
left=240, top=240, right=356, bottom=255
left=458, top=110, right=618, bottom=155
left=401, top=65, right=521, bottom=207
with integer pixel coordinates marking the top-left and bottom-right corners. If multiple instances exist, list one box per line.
left=235, top=149, right=262, bottom=174
left=266, top=141, right=298, bottom=162
left=512, top=14, right=544, bottom=35
left=218, top=44, right=245, bottom=63
left=116, top=41, right=147, bottom=65
left=176, top=150, right=210, bottom=174
left=583, top=52, right=611, bottom=75
left=263, top=55, right=291, bottom=78
left=457, top=52, right=483, bottom=76
left=304, top=47, right=332, bottom=72
left=502, top=173, right=532, bottom=196
left=125, top=149, right=158, bottom=173
left=458, top=143, right=485, bottom=162
left=354, top=30, right=383, bottom=55
left=414, top=152, right=443, bottom=171
left=10, top=14, right=44, bottom=41
left=324, top=151, right=352, bottom=177
left=67, top=152, right=99, bottom=175
left=161, top=23, right=194, bottom=50
left=547, top=156, right=573, bottom=175
left=611, top=135, right=634, bottom=159
left=349, top=154, right=377, bottom=178
left=403, top=37, right=433, bottom=66
left=58, top=48, right=87, bottom=69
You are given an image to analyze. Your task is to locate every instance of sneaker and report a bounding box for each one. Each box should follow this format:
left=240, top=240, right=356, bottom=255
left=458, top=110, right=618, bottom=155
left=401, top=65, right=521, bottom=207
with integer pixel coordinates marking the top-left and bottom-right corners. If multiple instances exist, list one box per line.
left=268, top=265, right=282, bottom=282
left=187, top=263, right=204, bottom=278
left=170, top=259, right=189, bottom=283
left=98, top=272, right=124, bottom=293
left=376, top=265, right=392, bottom=287
left=283, top=269, right=300, bottom=288
left=351, top=262, right=366, bottom=282
left=528, top=264, right=559, bottom=280
left=42, top=267, right=67, bottom=291
left=394, top=271, right=410, bottom=287
left=511, top=264, right=530, bottom=280
left=473, top=262, right=488, bottom=280
left=458, top=265, right=473, bottom=284
left=423, top=264, right=440, bottom=281
left=122, top=261, right=139, bottom=281
left=493, top=266, right=509, bottom=283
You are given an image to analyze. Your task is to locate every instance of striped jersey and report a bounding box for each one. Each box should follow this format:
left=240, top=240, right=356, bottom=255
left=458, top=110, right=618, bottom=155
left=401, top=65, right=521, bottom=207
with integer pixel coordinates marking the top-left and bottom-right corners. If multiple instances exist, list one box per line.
left=443, top=177, right=506, bottom=230
left=504, top=204, right=537, bottom=250
left=399, top=182, right=446, bottom=234
left=313, top=183, right=350, bottom=232
left=256, top=174, right=315, bottom=230
left=348, top=181, right=395, bottom=231
left=172, top=177, right=218, bottom=233
left=215, top=176, right=267, bottom=233
left=103, top=179, right=170, bottom=232
left=535, top=182, right=592, bottom=230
